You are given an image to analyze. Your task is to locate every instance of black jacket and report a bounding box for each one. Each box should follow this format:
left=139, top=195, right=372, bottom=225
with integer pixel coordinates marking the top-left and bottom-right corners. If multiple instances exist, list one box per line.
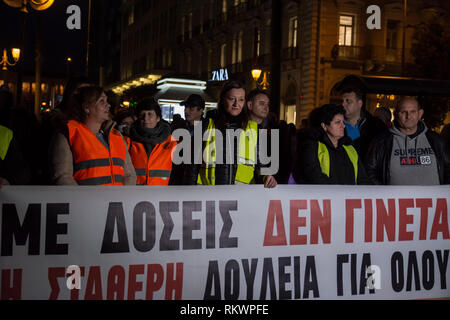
left=185, top=110, right=263, bottom=185
left=346, top=110, right=388, bottom=162
left=0, top=133, right=31, bottom=185
left=294, top=128, right=371, bottom=185
left=366, top=122, right=450, bottom=185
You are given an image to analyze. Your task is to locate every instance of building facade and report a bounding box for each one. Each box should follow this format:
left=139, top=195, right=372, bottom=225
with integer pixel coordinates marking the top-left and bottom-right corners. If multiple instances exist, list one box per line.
left=106, top=0, right=447, bottom=126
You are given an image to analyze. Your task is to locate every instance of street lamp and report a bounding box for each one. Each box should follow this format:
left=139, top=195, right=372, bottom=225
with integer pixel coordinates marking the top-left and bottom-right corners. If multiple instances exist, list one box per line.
left=1, top=48, right=21, bottom=70
left=3, top=0, right=54, bottom=13
left=3, top=0, right=55, bottom=119
left=251, top=68, right=269, bottom=90
left=66, top=57, right=72, bottom=77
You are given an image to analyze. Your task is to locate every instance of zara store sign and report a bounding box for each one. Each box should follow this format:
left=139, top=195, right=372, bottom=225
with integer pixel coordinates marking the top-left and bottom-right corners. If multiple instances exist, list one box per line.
left=210, top=68, right=229, bottom=82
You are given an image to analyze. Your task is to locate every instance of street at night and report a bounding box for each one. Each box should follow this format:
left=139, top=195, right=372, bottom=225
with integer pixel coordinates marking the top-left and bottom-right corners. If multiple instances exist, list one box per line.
left=0, top=0, right=449, bottom=314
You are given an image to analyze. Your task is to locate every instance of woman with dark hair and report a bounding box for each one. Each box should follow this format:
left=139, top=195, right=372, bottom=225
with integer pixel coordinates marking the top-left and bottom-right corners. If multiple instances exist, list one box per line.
left=50, top=85, right=136, bottom=185
left=187, top=80, right=277, bottom=187
left=113, top=108, right=135, bottom=148
left=128, top=97, right=177, bottom=185
left=294, top=104, right=370, bottom=185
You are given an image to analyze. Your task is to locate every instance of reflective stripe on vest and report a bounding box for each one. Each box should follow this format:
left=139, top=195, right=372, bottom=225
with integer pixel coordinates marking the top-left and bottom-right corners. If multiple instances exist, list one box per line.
left=129, top=136, right=177, bottom=185
left=67, top=120, right=127, bottom=186
left=0, top=125, right=13, bottom=161
left=198, top=119, right=258, bottom=185
left=317, top=141, right=359, bottom=184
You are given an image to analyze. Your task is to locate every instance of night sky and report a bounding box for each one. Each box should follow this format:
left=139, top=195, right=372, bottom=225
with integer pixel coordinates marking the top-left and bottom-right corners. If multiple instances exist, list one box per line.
left=0, top=0, right=89, bottom=77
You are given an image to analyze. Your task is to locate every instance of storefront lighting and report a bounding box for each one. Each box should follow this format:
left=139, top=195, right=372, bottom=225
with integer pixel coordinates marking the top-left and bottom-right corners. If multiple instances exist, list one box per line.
left=156, top=78, right=207, bottom=90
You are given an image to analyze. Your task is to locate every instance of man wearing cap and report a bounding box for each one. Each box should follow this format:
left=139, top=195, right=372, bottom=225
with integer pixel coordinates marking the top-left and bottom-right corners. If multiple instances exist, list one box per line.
left=180, top=94, right=205, bottom=135
left=170, top=94, right=206, bottom=184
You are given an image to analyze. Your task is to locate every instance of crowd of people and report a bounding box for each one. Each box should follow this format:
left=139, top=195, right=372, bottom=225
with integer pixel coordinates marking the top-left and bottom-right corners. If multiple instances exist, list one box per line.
left=0, top=78, right=449, bottom=188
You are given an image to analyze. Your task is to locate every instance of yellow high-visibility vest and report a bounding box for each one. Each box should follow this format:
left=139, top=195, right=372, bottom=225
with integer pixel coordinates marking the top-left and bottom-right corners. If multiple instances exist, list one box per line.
left=0, top=125, right=13, bottom=161
left=198, top=118, right=258, bottom=185
left=317, top=141, right=359, bottom=184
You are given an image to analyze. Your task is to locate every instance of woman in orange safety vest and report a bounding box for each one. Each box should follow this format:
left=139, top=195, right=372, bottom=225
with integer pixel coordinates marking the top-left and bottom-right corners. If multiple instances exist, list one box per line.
left=128, top=98, right=177, bottom=185
left=50, top=85, right=137, bottom=185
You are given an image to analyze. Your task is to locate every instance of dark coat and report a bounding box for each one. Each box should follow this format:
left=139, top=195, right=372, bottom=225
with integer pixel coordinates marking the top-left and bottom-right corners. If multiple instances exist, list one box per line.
left=366, top=123, right=450, bottom=185
left=0, top=130, right=31, bottom=185
left=294, top=128, right=372, bottom=185
left=346, top=110, right=388, bottom=162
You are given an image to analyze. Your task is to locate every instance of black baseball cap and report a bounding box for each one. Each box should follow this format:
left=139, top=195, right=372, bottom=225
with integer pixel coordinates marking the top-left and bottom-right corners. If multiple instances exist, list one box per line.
left=180, top=94, right=205, bottom=109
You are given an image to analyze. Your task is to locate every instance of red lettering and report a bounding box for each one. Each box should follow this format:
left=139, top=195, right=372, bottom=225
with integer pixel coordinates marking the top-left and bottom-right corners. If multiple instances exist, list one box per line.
left=416, top=199, right=432, bottom=240
left=364, top=199, right=373, bottom=242
left=430, top=198, right=450, bottom=240
left=290, top=200, right=307, bottom=245
left=1, top=269, right=22, bottom=300
left=48, top=267, right=65, bottom=300
left=263, top=200, right=287, bottom=246
left=310, top=200, right=331, bottom=244
left=165, top=263, right=183, bottom=300
left=376, top=199, right=396, bottom=242
left=399, top=199, right=414, bottom=241
left=345, top=199, right=362, bottom=243
left=127, top=265, right=145, bottom=300
left=146, top=264, right=164, bottom=300
left=107, top=265, right=125, bottom=300
left=84, top=266, right=102, bottom=300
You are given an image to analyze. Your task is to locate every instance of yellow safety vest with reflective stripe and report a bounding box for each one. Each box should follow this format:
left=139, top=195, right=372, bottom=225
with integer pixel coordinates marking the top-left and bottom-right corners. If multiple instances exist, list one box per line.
left=198, top=118, right=258, bottom=185
left=0, top=125, right=13, bottom=161
left=317, top=141, right=359, bottom=184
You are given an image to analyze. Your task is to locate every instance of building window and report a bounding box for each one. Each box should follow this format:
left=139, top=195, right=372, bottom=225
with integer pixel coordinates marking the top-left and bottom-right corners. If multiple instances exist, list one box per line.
left=386, top=20, right=400, bottom=49
left=288, top=16, right=298, bottom=48
left=254, top=27, right=261, bottom=57
left=221, top=43, right=227, bottom=68
left=162, top=48, right=167, bottom=68
left=168, top=49, right=172, bottom=67
left=128, top=5, right=134, bottom=25
left=181, top=16, right=185, bottom=41
left=339, top=15, right=354, bottom=46
left=285, top=105, right=296, bottom=125
left=188, top=12, right=193, bottom=39
left=22, top=82, right=30, bottom=94
left=200, top=9, right=204, bottom=34
left=222, top=0, right=227, bottom=20
left=232, top=37, right=237, bottom=64
left=238, top=30, right=243, bottom=62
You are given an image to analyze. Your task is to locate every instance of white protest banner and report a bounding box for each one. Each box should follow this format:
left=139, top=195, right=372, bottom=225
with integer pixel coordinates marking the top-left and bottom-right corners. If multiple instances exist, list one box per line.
left=0, top=185, right=449, bottom=300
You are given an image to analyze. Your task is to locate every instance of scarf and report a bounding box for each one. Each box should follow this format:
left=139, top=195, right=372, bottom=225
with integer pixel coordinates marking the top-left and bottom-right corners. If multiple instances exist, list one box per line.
left=130, top=120, right=171, bottom=156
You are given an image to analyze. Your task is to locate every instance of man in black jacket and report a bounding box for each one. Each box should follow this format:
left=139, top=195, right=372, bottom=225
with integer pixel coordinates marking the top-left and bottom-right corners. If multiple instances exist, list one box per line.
left=340, top=87, right=387, bottom=161
left=366, top=97, right=450, bottom=185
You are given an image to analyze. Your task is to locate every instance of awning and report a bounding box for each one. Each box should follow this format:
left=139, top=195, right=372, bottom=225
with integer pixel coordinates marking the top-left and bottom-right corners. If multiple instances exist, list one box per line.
left=153, top=78, right=217, bottom=107
left=334, top=75, right=450, bottom=96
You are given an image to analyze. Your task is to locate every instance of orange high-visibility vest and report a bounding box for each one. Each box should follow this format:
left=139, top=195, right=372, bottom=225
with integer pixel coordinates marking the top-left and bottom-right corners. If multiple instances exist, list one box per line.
left=67, top=120, right=127, bottom=185
left=129, top=136, right=177, bottom=185
left=124, top=136, right=131, bottom=149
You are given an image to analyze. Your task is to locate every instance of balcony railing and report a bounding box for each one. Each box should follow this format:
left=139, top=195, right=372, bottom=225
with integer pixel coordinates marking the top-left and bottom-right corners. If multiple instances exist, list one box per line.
left=331, top=44, right=404, bottom=63
left=331, top=45, right=366, bottom=60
